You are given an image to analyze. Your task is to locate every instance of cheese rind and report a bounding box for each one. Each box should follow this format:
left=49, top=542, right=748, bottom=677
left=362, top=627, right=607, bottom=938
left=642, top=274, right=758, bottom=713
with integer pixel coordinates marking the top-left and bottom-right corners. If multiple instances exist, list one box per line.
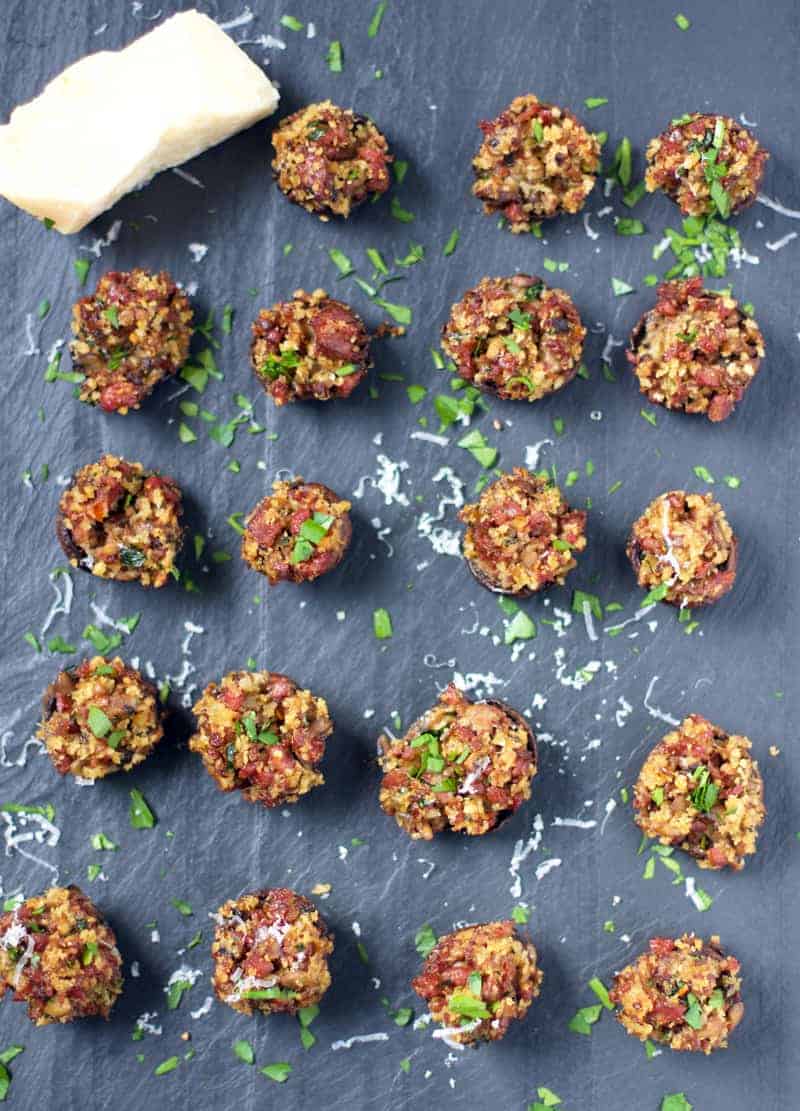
left=0, top=10, right=279, bottom=233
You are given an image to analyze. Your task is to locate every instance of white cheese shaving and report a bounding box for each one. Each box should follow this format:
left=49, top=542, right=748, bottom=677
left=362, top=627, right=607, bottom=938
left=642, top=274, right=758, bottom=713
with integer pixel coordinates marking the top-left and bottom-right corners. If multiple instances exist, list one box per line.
left=535, top=858, right=562, bottom=881
left=331, top=1033, right=389, bottom=1051
left=41, top=569, right=74, bottom=635
left=765, top=231, right=797, bottom=251
left=757, top=192, right=800, bottom=219
left=643, top=675, right=680, bottom=726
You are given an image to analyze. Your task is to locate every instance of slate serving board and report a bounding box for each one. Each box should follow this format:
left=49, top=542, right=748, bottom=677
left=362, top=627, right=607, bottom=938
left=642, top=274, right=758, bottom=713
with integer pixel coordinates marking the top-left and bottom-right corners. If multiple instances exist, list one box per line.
left=1, top=1, right=798, bottom=1108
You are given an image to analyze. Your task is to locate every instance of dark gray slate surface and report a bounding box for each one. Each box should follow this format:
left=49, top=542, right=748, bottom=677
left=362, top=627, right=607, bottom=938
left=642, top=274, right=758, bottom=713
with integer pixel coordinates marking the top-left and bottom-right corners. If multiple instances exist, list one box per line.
left=1, top=1, right=799, bottom=1108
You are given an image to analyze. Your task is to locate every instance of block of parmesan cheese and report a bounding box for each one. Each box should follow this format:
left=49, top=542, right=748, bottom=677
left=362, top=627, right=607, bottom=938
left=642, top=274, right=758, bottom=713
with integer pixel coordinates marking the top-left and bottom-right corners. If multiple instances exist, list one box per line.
left=0, top=10, right=279, bottom=233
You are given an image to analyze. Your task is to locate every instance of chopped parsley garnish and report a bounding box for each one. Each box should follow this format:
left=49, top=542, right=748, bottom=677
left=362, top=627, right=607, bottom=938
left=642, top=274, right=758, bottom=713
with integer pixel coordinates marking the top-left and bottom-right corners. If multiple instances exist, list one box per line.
left=683, top=993, right=704, bottom=1029
left=374, top=297, right=412, bottom=325
left=588, top=977, right=613, bottom=1010
left=623, top=181, right=647, bottom=208
left=47, top=635, right=76, bottom=654
left=233, top=1039, right=255, bottom=1064
left=74, top=258, right=91, bottom=285
left=327, top=248, right=354, bottom=276
left=530, top=1088, right=562, bottom=1109
left=414, top=923, right=437, bottom=958
left=279, top=14, right=303, bottom=31
left=119, top=545, right=146, bottom=568
left=584, top=96, right=608, bottom=109
left=261, top=1063, right=292, bottom=1083
left=326, top=40, right=343, bottom=72
left=23, top=632, right=41, bottom=653
left=661, top=1096, right=692, bottom=1111
left=91, top=832, right=117, bottom=851
left=722, top=475, right=741, bottom=488
left=616, top=218, right=645, bottom=236
left=373, top=608, right=393, bottom=639
left=154, top=1057, right=179, bottom=1077
left=395, top=243, right=424, bottom=267
left=674, top=13, right=690, bottom=29
left=504, top=611, right=536, bottom=645
left=642, top=582, right=669, bottom=606
left=606, top=136, right=632, bottom=187
left=390, top=197, right=414, bottom=223
left=171, top=898, right=193, bottom=917
left=87, top=706, right=113, bottom=739
left=448, top=991, right=489, bottom=1021
left=511, top=904, right=530, bottom=924
left=568, top=1003, right=603, bottom=1035
left=692, top=464, right=714, bottom=484
left=393, top=161, right=408, bottom=186
left=103, top=307, right=120, bottom=328
left=457, top=428, right=497, bottom=468
left=571, top=590, right=602, bottom=620
left=129, top=788, right=155, bottom=829
left=366, top=247, right=388, bottom=275
left=640, top=408, right=658, bottom=426
left=367, top=1, right=387, bottom=37
left=442, top=229, right=460, bottom=256
left=166, top=977, right=195, bottom=1010
left=689, top=766, right=719, bottom=812
left=611, top=277, right=634, bottom=296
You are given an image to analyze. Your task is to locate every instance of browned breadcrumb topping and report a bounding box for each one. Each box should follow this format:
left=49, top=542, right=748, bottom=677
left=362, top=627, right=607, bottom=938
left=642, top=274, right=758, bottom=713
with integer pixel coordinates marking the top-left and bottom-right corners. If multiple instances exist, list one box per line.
left=627, top=490, right=737, bottom=607
left=634, top=714, right=765, bottom=871
left=38, top=655, right=162, bottom=779
left=71, top=268, right=193, bottom=413
left=610, top=934, right=743, bottom=1054
left=472, top=94, right=600, bottom=232
left=412, top=921, right=543, bottom=1044
left=0, top=886, right=123, bottom=1026
left=628, top=277, right=765, bottom=421
left=441, top=275, right=585, bottom=402
left=459, top=468, right=587, bottom=595
left=250, top=288, right=371, bottom=405
left=189, top=670, right=332, bottom=808
left=212, top=888, right=333, bottom=1015
left=378, top=683, right=536, bottom=840
left=57, top=453, right=184, bottom=588
left=645, top=113, right=768, bottom=217
left=241, top=479, right=352, bottom=585
left=271, top=100, right=392, bottom=220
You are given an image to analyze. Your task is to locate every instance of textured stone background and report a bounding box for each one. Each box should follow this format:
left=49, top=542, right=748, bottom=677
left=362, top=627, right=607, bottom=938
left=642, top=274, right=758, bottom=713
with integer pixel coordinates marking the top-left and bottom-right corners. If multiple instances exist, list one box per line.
left=1, top=1, right=798, bottom=1108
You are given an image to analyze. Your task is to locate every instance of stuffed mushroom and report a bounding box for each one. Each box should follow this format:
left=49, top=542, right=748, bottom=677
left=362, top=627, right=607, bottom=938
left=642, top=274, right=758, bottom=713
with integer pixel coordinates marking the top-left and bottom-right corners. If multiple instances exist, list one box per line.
left=241, top=479, right=352, bottom=585
left=645, top=112, right=767, bottom=218
left=633, top=714, right=765, bottom=870
left=627, top=490, right=737, bottom=607
left=610, top=934, right=743, bottom=1054
left=379, top=683, right=537, bottom=840
left=472, top=94, right=600, bottom=231
left=250, top=289, right=371, bottom=405
left=459, top=467, right=587, bottom=596
left=38, top=655, right=162, bottom=779
left=441, top=275, right=585, bottom=401
left=0, top=886, right=123, bottom=1026
left=71, top=268, right=193, bottom=413
left=412, top=920, right=543, bottom=1045
left=189, top=669, right=332, bottom=808
left=212, top=888, right=333, bottom=1015
left=271, top=100, right=392, bottom=219
left=628, top=277, right=764, bottom=421
left=56, top=454, right=184, bottom=588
